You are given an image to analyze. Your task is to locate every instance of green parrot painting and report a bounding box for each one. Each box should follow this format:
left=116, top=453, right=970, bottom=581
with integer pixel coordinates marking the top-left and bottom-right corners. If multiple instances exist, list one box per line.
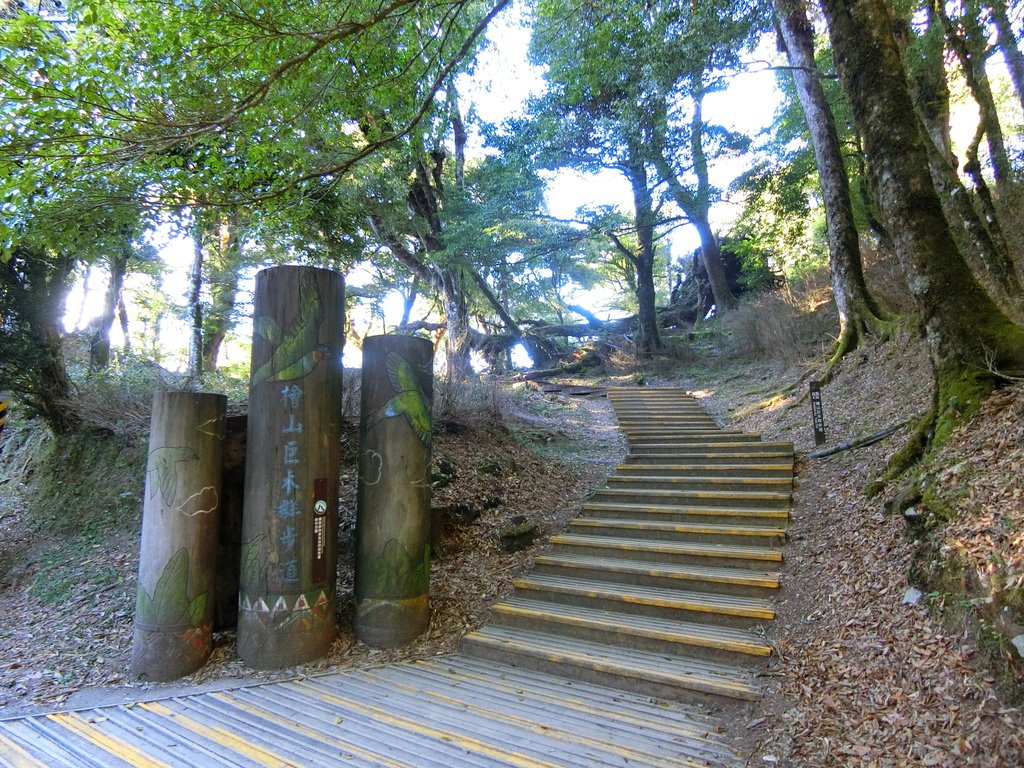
left=251, top=272, right=332, bottom=385
left=381, top=351, right=432, bottom=448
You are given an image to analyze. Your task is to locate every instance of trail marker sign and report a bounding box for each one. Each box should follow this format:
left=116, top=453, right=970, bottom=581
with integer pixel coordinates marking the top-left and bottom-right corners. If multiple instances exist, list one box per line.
left=809, top=380, right=826, bottom=446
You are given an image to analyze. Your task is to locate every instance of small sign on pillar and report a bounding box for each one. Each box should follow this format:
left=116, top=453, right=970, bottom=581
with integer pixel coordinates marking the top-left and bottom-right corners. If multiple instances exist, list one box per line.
left=809, top=380, right=826, bottom=446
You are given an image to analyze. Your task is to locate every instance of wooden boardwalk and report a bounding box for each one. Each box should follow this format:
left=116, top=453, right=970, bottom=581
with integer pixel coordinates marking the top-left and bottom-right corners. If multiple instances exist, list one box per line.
left=0, top=388, right=791, bottom=767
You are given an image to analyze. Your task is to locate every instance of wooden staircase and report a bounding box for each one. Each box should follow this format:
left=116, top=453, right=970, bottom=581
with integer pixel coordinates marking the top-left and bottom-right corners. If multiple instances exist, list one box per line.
left=462, top=387, right=792, bottom=704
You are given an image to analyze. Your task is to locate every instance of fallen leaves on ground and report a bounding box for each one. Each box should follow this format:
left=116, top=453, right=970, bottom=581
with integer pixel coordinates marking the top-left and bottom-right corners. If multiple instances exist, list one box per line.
left=705, top=333, right=1024, bottom=767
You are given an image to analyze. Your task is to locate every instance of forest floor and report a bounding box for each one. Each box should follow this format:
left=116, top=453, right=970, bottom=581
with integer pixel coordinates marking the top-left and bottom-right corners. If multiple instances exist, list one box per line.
left=1, top=325, right=1023, bottom=766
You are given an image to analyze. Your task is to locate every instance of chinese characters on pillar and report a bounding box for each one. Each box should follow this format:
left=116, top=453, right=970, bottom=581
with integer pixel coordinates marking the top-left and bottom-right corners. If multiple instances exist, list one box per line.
left=278, top=384, right=303, bottom=583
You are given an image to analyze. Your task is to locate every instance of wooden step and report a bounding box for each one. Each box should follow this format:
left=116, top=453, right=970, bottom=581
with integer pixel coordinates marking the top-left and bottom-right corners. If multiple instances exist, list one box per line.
left=490, top=598, right=772, bottom=660
left=582, top=499, right=790, bottom=525
left=616, top=462, right=793, bottom=478
left=533, top=552, right=780, bottom=595
left=624, top=443, right=793, bottom=460
left=629, top=434, right=763, bottom=447
left=569, top=517, right=787, bottom=546
left=550, top=532, right=783, bottom=569
left=513, top=573, right=775, bottom=626
left=589, top=487, right=791, bottom=510
left=607, top=474, right=792, bottom=493
left=461, top=625, right=760, bottom=703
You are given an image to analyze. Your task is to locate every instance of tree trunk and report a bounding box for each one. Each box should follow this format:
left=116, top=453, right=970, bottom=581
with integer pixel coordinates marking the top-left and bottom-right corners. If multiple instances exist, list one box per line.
left=201, top=212, right=243, bottom=372
left=651, top=153, right=737, bottom=314
left=438, top=266, right=472, bottom=374
left=187, top=220, right=204, bottom=383
left=774, top=0, right=889, bottom=363
left=691, top=86, right=739, bottom=313
left=938, top=2, right=1015, bottom=196
left=118, top=295, right=131, bottom=354
left=926, top=121, right=1023, bottom=322
left=821, top=0, right=1024, bottom=450
left=622, top=153, right=663, bottom=354
left=89, top=239, right=131, bottom=371
left=1, top=247, right=80, bottom=435
left=985, top=0, right=1024, bottom=117
left=399, top=276, right=420, bottom=327
left=692, top=217, right=738, bottom=314
left=369, top=216, right=473, bottom=376
left=898, top=4, right=956, bottom=167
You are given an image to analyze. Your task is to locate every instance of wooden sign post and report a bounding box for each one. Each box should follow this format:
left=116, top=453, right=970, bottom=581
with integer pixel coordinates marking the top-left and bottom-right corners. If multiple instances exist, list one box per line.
left=354, top=335, right=433, bottom=648
left=237, top=266, right=344, bottom=669
left=809, top=380, right=827, bottom=446
left=131, top=390, right=226, bottom=681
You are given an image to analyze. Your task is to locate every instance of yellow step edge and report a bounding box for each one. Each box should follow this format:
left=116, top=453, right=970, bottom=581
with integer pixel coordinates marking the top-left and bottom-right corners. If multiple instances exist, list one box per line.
left=0, top=731, right=53, bottom=768
left=550, top=534, right=786, bottom=561
left=582, top=502, right=790, bottom=516
left=138, top=701, right=301, bottom=767
left=534, top=554, right=781, bottom=588
left=610, top=476, right=790, bottom=484
left=570, top=520, right=788, bottom=537
left=464, top=634, right=758, bottom=700
left=208, top=692, right=413, bottom=768
left=347, top=671, right=712, bottom=768
left=513, top=579, right=776, bottom=619
left=289, top=681, right=565, bottom=768
left=46, top=712, right=176, bottom=768
left=493, top=603, right=771, bottom=656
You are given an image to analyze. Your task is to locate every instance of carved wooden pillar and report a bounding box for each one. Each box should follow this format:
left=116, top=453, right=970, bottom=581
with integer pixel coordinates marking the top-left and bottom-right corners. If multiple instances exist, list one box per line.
left=132, top=391, right=226, bottom=680
left=237, top=266, right=344, bottom=668
left=354, top=335, right=434, bottom=647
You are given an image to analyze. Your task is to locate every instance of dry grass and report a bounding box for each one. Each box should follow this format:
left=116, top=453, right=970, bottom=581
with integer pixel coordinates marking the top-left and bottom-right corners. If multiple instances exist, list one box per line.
left=726, top=274, right=836, bottom=364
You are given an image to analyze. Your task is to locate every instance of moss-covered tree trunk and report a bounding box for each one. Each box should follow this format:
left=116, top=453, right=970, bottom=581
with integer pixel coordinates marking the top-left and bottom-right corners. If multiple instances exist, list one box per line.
left=820, top=0, right=1024, bottom=450
left=202, top=211, right=244, bottom=373
left=773, top=0, right=889, bottom=366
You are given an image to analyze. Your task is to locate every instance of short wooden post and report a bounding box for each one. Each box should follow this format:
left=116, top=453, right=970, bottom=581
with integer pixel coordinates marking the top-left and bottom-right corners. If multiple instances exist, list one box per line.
left=131, top=391, right=226, bottom=681
left=355, top=335, right=433, bottom=647
left=237, top=266, right=344, bottom=669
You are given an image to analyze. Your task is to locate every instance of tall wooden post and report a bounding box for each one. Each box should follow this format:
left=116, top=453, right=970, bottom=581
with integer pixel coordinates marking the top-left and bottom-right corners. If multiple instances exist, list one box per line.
left=355, top=335, right=433, bottom=647
left=237, top=266, right=344, bottom=669
left=132, top=391, right=226, bottom=681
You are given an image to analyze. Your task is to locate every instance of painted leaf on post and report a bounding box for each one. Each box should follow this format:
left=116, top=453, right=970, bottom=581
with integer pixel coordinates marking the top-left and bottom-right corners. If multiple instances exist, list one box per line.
left=251, top=271, right=327, bottom=385
left=381, top=352, right=432, bottom=448
left=146, top=446, right=199, bottom=506
left=188, top=592, right=209, bottom=625
left=137, top=548, right=190, bottom=625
